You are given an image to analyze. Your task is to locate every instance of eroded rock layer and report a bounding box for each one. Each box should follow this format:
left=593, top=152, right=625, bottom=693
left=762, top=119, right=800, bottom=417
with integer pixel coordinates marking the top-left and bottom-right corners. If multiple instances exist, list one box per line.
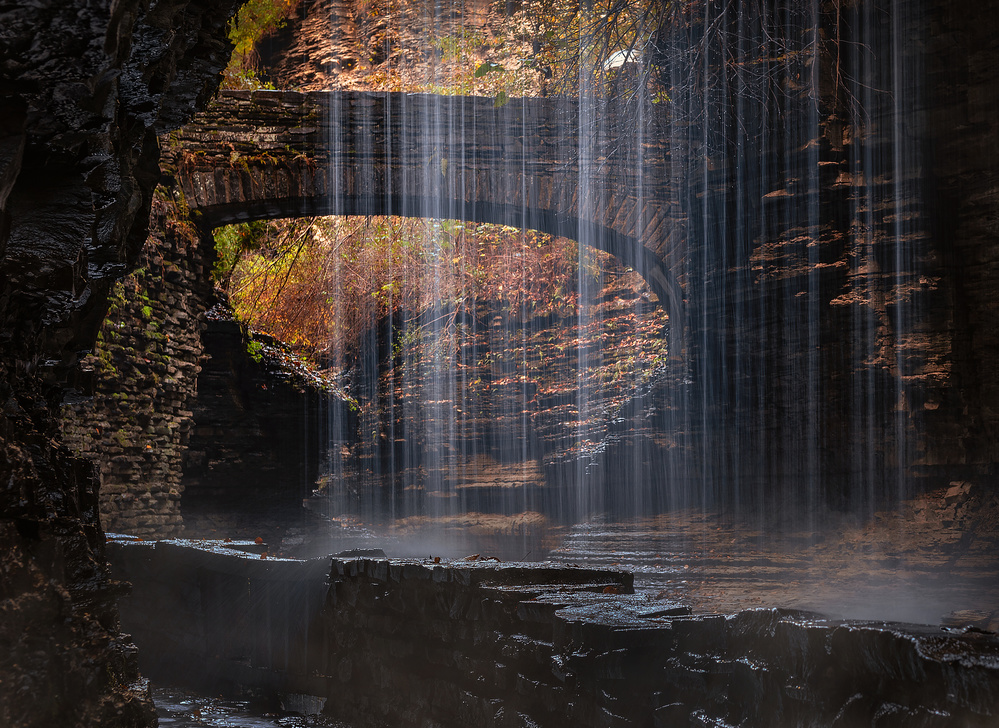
left=108, top=540, right=999, bottom=727
left=0, top=1, right=238, bottom=725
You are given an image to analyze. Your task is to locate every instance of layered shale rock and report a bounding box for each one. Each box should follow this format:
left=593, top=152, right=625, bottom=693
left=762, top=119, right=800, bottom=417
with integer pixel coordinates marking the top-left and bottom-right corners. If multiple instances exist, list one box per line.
left=107, top=540, right=999, bottom=727
left=0, top=1, right=239, bottom=725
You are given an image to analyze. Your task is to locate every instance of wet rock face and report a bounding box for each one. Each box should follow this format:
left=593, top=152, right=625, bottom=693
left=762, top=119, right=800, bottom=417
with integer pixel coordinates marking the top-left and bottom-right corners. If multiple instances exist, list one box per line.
left=108, top=538, right=334, bottom=693
left=0, top=1, right=238, bottom=726
left=107, top=541, right=999, bottom=728
left=1, top=0, right=236, bottom=367
left=323, top=559, right=999, bottom=728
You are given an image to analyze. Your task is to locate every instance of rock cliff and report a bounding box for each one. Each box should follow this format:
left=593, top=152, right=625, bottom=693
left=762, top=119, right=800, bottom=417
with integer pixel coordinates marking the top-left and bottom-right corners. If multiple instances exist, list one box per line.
left=0, top=1, right=238, bottom=725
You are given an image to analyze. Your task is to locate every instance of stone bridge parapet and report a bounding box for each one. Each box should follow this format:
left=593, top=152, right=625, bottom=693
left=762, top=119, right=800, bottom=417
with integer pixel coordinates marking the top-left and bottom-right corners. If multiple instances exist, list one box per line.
left=169, top=89, right=685, bottom=340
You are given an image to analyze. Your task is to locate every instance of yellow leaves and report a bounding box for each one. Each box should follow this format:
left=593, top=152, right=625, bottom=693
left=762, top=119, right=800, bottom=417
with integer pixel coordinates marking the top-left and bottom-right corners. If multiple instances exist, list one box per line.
left=224, top=0, right=299, bottom=89
left=220, top=215, right=627, bottom=380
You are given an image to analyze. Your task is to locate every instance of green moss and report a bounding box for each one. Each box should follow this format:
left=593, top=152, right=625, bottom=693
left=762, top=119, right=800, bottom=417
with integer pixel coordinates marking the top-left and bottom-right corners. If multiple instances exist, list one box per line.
left=247, top=339, right=264, bottom=363
left=113, top=428, right=129, bottom=447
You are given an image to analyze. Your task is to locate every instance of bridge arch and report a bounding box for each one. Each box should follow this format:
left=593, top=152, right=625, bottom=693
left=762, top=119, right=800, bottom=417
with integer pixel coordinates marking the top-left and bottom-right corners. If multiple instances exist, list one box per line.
left=173, top=89, right=686, bottom=345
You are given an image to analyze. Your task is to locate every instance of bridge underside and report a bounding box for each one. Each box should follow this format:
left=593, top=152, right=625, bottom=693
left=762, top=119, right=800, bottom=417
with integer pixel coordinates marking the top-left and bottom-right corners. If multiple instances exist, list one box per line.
left=172, top=90, right=687, bottom=345
left=195, top=192, right=684, bottom=332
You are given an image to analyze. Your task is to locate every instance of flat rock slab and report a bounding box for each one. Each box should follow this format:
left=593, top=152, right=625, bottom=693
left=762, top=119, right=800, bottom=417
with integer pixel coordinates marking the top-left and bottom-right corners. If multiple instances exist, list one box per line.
left=108, top=537, right=999, bottom=727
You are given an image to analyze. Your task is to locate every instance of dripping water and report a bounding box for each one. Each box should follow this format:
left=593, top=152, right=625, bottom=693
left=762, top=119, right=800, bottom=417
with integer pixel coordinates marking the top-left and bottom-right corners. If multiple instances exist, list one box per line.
left=298, top=0, right=998, bottom=622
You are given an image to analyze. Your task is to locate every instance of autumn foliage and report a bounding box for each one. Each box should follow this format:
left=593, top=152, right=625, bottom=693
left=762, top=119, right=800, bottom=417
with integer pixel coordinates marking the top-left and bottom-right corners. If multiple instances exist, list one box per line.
left=217, top=217, right=584, bottom=367
left=223, top=0, right=300, bottom=89
left=210, top=0, right=672, bottom=462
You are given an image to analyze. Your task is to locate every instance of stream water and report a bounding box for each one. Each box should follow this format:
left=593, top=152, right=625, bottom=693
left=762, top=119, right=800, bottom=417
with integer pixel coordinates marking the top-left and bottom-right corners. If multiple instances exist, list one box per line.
left=153, top=685, right=343, bottom=728
left=548, top=517, right=999, bottom=625
left=281, top=503, right=999, bottom=629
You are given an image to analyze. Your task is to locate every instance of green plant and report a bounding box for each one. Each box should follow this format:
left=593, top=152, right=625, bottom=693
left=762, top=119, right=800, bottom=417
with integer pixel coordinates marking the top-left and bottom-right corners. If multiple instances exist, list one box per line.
left=247, top=339, right=265, bottom=363
left=223, top=0, right=299, bottom=89
left=219, top=214, right=585, bottom=373
left=212, top=221, right=270, bottom=286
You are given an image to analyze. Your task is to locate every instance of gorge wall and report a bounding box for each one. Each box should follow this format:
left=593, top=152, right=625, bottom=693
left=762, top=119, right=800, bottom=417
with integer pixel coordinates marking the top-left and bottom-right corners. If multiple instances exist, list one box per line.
left=0, top=1, right=239, bottom=726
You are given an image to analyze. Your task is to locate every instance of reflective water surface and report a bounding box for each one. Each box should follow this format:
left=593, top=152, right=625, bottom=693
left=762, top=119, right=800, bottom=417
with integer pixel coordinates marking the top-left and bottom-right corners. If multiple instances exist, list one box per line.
left=286, top=497, right=999, bottom=628
left=153, top=685, right=346, bottom=728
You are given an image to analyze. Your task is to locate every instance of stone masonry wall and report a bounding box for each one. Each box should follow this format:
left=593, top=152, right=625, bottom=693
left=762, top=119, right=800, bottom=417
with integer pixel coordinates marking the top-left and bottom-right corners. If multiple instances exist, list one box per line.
left=60, top=193, right=210, bottom=537
left=169, top=89, right=685, bottom=325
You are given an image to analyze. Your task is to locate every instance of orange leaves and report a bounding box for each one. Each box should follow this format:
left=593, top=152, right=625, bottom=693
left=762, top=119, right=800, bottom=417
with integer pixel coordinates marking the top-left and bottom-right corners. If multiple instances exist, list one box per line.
left=218, top=213, right=668, bottom=471
left=223, top=216, right=583, bottom=369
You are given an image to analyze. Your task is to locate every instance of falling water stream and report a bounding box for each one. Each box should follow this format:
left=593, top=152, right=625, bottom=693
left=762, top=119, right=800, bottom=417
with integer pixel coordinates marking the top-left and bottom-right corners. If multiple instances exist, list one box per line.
left=136, top=0, right=999, bottom=723
left=198, top=0, right=999, bottom=633
left=265, top=0, right=999, bottom=629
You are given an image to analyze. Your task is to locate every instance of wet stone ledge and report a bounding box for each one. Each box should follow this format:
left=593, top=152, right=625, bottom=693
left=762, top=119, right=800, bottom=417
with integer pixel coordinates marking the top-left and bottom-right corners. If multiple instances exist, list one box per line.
left=107, top=538, right=999, bottom=727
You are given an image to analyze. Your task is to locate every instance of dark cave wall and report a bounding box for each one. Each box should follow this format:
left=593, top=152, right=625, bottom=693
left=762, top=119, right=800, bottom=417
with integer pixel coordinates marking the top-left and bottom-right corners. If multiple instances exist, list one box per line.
left=180, top=316, right=339, bottom=538
left=926, top=0, right=999, bottom=470
left=599, top=0, right=999, bottom=505
left=0, top=1, right=239, bottom=726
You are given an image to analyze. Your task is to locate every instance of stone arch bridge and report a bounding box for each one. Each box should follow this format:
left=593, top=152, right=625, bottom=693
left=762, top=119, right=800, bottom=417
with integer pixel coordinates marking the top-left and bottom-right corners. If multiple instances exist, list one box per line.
left=170, top=89, right=686, bottom=343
